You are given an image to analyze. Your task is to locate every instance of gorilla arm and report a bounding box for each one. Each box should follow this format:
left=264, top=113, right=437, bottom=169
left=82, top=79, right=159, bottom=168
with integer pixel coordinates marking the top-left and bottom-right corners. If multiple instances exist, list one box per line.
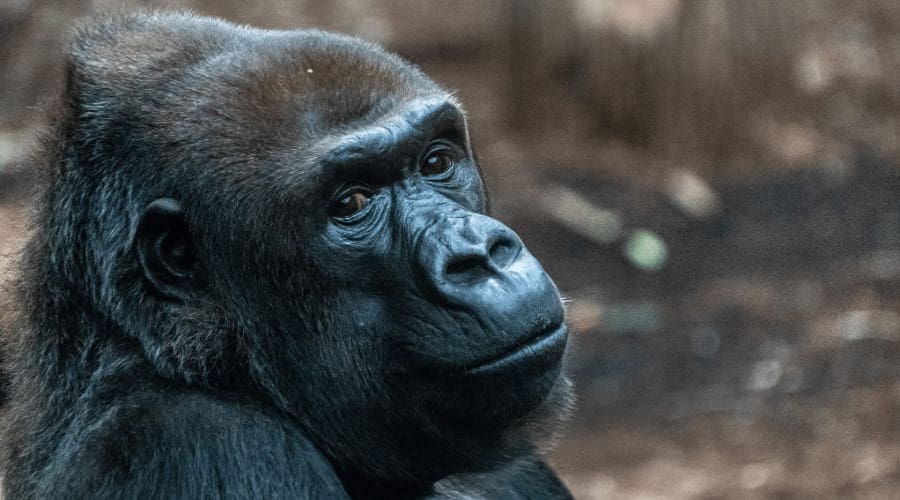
left=431, top=455, right=573, bottom=500
left=35, top=391, right=351, bottom=500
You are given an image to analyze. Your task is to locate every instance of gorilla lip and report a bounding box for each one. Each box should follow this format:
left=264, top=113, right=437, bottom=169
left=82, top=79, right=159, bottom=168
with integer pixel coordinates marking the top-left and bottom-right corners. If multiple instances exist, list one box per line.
left=465, top=324, right=568, bottom=375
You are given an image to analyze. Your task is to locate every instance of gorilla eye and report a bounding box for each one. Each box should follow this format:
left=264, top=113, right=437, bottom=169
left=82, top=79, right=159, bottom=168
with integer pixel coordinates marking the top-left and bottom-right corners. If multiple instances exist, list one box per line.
left=420, top=143, right=459, bottom=177
left=331, top=189, right=373, bottom=219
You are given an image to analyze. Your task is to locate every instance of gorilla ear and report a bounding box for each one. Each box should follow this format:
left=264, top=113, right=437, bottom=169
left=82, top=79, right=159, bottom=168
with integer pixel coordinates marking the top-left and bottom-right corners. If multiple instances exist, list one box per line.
left=134, top=198, right=196, bottom=301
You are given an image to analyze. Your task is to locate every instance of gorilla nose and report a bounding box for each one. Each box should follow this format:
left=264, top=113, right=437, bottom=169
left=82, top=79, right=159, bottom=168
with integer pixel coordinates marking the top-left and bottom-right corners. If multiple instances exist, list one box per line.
left=442, top=226, right=520, bottom=285
left=419, top=213, right=562, bottom=322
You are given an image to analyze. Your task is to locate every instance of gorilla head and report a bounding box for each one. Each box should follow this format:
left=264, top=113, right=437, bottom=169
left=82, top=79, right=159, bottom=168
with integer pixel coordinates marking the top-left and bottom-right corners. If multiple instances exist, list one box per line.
left=2, top=12, right=572, bottom=498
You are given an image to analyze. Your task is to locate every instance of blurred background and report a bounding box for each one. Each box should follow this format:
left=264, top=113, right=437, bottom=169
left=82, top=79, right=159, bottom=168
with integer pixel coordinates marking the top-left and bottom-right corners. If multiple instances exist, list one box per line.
left=1, top=0, right=898, bottom=498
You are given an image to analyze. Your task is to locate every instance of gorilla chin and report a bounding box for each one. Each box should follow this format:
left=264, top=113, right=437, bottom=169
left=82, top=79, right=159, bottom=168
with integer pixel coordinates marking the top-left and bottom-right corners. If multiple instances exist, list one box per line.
left=414, top=321, right=570, bottom=438
left=0, top=11, right=575, bottom=500
left=443, top=323, right=570, bottom=425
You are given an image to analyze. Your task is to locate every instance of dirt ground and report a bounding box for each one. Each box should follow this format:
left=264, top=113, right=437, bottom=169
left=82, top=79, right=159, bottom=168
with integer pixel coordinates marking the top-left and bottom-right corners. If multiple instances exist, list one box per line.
left=1, top=1, right=898, bottom=498
left=503, top=144, right=900, bottom=499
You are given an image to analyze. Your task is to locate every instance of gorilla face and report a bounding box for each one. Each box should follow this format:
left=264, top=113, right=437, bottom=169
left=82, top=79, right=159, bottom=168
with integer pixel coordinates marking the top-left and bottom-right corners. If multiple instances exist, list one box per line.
left=86, top=15, right=572, bottom=486
left=305, top=99, right=568, bottom=421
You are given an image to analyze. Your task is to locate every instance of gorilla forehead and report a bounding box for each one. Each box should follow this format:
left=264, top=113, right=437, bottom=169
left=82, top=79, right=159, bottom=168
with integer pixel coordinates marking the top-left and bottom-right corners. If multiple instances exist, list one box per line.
left=198, top=31, right=445, bottom=132
left=71, top=11, right=448, bottom=163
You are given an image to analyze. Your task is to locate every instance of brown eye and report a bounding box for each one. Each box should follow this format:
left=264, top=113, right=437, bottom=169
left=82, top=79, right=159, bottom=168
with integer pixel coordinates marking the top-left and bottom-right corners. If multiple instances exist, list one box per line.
left=331, top=190, right=372, bottom=219
left=420, top=145, right=458, bottom=177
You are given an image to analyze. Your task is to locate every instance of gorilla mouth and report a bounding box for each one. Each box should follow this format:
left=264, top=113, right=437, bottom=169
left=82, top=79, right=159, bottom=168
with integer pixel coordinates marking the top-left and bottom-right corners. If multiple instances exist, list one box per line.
left=466, top=324, right=568, bottom=375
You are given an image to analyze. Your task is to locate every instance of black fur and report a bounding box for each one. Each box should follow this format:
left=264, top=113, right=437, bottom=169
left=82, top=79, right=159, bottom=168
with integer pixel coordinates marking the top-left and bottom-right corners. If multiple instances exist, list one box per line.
left=0, top=12, right=573, bottom=499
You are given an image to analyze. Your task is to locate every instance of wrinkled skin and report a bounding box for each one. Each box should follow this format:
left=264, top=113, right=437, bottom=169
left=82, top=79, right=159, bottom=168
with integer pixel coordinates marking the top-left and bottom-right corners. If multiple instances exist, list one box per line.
left=0, top=12, right=573, bottom=499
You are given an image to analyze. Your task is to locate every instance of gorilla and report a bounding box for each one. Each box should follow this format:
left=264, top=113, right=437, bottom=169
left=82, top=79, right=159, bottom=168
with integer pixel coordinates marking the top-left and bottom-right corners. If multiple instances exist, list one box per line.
left=0, top=12, right=573, bottom=499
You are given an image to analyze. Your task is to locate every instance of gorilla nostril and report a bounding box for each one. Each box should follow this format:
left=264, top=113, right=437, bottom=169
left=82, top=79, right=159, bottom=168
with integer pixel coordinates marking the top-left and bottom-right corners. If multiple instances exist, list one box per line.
left=444, top=254, right=489, bottom=284
left=488, top=237, right=519, bottom=270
